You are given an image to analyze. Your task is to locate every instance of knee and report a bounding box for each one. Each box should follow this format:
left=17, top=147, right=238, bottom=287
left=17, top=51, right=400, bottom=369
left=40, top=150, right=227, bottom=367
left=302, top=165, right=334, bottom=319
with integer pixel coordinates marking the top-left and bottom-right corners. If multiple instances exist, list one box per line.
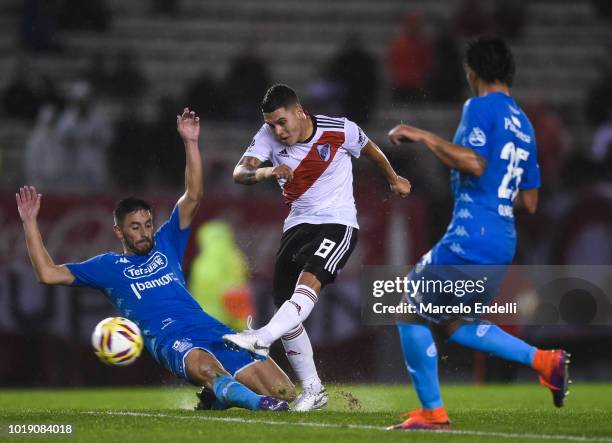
left=192, top=363, right=224, bottom=387
left=297, top=272, right=322, bottom=292
left=185, top=350, right=227, bottom=387
left=201, top=362, right=224, bottom=378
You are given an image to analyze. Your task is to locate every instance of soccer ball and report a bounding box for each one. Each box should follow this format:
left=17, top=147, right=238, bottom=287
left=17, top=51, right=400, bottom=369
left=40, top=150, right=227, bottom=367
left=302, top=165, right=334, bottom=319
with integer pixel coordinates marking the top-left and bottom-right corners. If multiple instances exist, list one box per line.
left=91, top=317, right=143, bottom=366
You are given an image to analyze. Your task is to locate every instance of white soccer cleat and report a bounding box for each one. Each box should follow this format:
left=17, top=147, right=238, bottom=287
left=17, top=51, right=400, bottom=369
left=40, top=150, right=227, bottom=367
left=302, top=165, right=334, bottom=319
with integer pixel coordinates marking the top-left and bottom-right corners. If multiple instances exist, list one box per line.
left=222, top=330, right=270, bottom=358
left=292, top=387, right=328, bottom=412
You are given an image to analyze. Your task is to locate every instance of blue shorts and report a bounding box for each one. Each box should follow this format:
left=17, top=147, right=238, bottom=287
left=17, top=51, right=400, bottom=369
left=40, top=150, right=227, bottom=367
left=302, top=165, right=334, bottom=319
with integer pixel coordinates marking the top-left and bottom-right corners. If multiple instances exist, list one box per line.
left=405, top=243, right=507, bottom=324
left=154, top=316, right=259, bottom=384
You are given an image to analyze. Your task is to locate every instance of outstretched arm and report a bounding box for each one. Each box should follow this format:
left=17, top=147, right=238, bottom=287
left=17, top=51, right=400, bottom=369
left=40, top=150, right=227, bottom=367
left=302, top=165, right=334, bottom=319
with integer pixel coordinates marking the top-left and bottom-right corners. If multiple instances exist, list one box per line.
left=176, top=108, right=204, bottom=229
left=17, top=186, right=75, bottom=285
left=388, top=124, right=487, bottom=177
left=361, top=140, right=411, bottom=197
left=233, top=156, right=294, bottom=185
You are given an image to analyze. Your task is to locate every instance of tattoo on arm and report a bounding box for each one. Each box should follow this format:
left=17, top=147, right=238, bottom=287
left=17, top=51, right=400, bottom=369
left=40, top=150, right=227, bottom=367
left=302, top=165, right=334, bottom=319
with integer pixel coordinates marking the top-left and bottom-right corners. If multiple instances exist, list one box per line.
left=244, top=170, right=257, bottom=185
left=234, top=156, right=262, bottom=185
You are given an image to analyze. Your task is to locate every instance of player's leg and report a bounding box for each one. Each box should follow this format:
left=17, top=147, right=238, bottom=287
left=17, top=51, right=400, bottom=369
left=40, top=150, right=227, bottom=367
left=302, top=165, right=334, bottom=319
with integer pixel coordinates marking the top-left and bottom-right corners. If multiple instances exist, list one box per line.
left=247, top=268, right=328, bottom=412
left=388, top=309, right=451, bottom=431
left=429, top=259, right=571, bottom=407
left=263, top=228, right=327, bottom=410
left=185, top=349, right=288, bottom=411
left=222, top=224, right=324, bottom=357
left=223, top=224, right=313, bottom=356
left=235, top=357, right=296, bottom=402
left=262, top=235, right=327, bottom=409
left=280, top=322, right=326, bottom=410
left=389, top=246, right=454, bottom=431
left=265, top=225, right=325, bottom=409
left=228, top=225, right=358, bottom=351
left=271, top=270, right=339, bottom=412
left=162, top=314, right=290, bottom=412
left=441, top=319, right=570, bottom=407
left=255, top=225, right=358, bottom=347
left=273, top=225, right=358, bottom=410
left=222, top=223, right=323, bottom=408
left=445, top=319, right=536, bottom=367
left=256, top=271, right=320, bottom=347
left=223, top=224, right=358, bottom=410
left=435, top=263, right=537, bottom=369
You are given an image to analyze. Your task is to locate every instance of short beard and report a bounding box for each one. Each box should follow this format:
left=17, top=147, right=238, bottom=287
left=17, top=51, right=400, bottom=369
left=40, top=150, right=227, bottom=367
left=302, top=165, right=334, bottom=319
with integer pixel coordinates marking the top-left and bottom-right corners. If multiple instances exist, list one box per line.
left=125, top=237, right=154, bottom=256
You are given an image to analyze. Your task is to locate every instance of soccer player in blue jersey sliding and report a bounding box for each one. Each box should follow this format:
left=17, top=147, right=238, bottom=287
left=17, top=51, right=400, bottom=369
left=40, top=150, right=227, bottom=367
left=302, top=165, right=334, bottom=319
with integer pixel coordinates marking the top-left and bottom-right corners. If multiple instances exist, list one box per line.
left=385, top=36, right=570, bottom=430
left=17, top=108, right=295, bottom=412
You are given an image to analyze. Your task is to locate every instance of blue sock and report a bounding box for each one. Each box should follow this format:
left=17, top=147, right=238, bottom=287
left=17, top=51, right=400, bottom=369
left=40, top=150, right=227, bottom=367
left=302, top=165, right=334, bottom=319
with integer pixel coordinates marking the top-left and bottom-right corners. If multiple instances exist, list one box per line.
left=448, top=322, right=536, bottom=366
left=211, top=374, right=262, bottom=411
left=397, top=322, right=443, bottom=409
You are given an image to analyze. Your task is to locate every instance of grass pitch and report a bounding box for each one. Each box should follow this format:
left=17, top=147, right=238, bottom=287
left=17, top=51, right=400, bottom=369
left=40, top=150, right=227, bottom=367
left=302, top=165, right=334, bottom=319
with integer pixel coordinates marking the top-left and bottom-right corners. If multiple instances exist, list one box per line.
left=1, top=383, right=611, bottom=442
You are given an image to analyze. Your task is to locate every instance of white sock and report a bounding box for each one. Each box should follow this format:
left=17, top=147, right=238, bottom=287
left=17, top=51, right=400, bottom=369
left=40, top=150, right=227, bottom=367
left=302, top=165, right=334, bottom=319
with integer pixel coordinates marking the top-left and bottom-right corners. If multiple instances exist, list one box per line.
left=258, top=285, right=317, bottom=345
left=281, top=324, right=322, bottom=392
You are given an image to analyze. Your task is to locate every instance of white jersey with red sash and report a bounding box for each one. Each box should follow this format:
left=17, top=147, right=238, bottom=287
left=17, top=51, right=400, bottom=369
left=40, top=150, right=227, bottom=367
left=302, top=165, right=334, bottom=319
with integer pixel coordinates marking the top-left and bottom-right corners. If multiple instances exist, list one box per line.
left=244, top=114, right=369, bottom=232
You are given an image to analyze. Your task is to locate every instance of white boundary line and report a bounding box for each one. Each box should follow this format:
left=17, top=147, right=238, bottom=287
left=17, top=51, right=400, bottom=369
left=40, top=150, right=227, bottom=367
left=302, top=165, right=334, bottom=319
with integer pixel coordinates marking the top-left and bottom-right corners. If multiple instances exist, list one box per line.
left=81, top=411, right=612, bottom=442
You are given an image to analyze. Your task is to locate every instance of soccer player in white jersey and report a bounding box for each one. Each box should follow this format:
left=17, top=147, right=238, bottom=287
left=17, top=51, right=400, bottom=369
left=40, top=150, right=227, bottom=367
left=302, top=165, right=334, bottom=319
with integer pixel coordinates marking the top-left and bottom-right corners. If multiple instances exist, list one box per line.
left=224, top=84, right=411, bottom=411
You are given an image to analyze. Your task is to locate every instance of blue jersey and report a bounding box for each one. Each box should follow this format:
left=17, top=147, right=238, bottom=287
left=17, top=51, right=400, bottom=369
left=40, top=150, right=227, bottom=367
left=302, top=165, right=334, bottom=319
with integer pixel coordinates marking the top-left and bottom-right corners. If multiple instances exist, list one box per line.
left=67, top=205, right=207, bottom=358
left=439, top=92, right=540, bottom=264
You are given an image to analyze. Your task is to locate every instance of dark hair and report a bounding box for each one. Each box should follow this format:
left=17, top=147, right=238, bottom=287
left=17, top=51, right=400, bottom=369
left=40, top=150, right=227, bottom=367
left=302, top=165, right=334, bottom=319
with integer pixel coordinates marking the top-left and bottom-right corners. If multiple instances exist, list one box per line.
left=261, top=84, right=300, bottom=113
left=113, top=197, right=152, bottom=225
left=465, top=36, right=515, bottom=87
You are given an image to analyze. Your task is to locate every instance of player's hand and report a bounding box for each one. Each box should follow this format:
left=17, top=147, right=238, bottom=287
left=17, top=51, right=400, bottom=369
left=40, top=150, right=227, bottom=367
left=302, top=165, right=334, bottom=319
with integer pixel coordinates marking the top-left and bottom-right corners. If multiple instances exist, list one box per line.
left=16, top=186, right=42, bottom=224
left=177, top=107, right=200, bottom=144
left=390, top=176, right=411, bottom=198
left=388, top=124, right=425, bottom=145
left=270, top=165, right=294, bottom=182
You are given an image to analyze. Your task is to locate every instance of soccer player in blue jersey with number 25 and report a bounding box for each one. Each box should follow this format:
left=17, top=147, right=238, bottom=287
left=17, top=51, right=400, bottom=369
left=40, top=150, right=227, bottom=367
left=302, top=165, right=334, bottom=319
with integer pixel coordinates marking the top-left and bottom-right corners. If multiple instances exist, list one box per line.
left=17, top=108, right=295, bottom=412
left=386, top=36, right=570, bottom=431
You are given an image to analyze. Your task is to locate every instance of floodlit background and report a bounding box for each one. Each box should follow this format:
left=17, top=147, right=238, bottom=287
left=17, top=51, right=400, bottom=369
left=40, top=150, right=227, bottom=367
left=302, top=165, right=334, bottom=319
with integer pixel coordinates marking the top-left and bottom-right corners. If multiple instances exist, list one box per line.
left=0, top=0, right=611, bottom=387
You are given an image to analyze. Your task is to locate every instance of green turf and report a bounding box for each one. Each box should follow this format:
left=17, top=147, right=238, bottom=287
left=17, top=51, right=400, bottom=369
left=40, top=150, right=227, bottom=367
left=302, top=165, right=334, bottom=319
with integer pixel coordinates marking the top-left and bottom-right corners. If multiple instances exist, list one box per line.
left=1, top=383, right=611, bottom=442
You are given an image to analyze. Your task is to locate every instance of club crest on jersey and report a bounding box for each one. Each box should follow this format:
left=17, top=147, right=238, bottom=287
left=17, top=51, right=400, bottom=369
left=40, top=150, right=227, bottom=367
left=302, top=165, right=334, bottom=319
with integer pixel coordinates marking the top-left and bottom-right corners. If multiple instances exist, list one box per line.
left=467, top=127, right=486, bottom=147
left=316, top=143, right=332, bottom=162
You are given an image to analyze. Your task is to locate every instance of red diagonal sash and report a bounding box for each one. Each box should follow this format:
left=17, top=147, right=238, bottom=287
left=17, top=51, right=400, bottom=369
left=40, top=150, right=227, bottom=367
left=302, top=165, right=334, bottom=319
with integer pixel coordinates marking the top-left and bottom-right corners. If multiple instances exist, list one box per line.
left=283, top=131, right=345, bottom=205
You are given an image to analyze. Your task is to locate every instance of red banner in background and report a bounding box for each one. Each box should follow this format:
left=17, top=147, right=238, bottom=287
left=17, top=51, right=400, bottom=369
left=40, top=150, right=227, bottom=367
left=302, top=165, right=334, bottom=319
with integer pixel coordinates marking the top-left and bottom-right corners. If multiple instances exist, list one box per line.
left=0, top=192, right=429, bottom=277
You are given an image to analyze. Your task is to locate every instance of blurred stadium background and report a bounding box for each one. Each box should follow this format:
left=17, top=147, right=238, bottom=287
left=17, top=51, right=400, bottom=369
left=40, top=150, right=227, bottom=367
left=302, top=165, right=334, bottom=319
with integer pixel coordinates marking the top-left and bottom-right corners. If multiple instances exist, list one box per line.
left=0, top=0, right=611, bottom=388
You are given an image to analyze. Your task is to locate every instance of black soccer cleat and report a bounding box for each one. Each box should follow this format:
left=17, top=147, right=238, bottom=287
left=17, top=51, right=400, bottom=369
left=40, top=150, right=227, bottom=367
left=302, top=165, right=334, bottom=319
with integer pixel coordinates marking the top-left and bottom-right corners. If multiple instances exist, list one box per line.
left=194, top=387, right=216, bottom=411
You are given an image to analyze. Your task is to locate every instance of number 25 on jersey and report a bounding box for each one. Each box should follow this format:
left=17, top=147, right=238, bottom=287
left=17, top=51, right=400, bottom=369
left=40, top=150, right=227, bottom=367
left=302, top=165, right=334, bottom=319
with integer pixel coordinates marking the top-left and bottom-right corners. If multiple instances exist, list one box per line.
left=498, top=141, right=529, bottom=201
